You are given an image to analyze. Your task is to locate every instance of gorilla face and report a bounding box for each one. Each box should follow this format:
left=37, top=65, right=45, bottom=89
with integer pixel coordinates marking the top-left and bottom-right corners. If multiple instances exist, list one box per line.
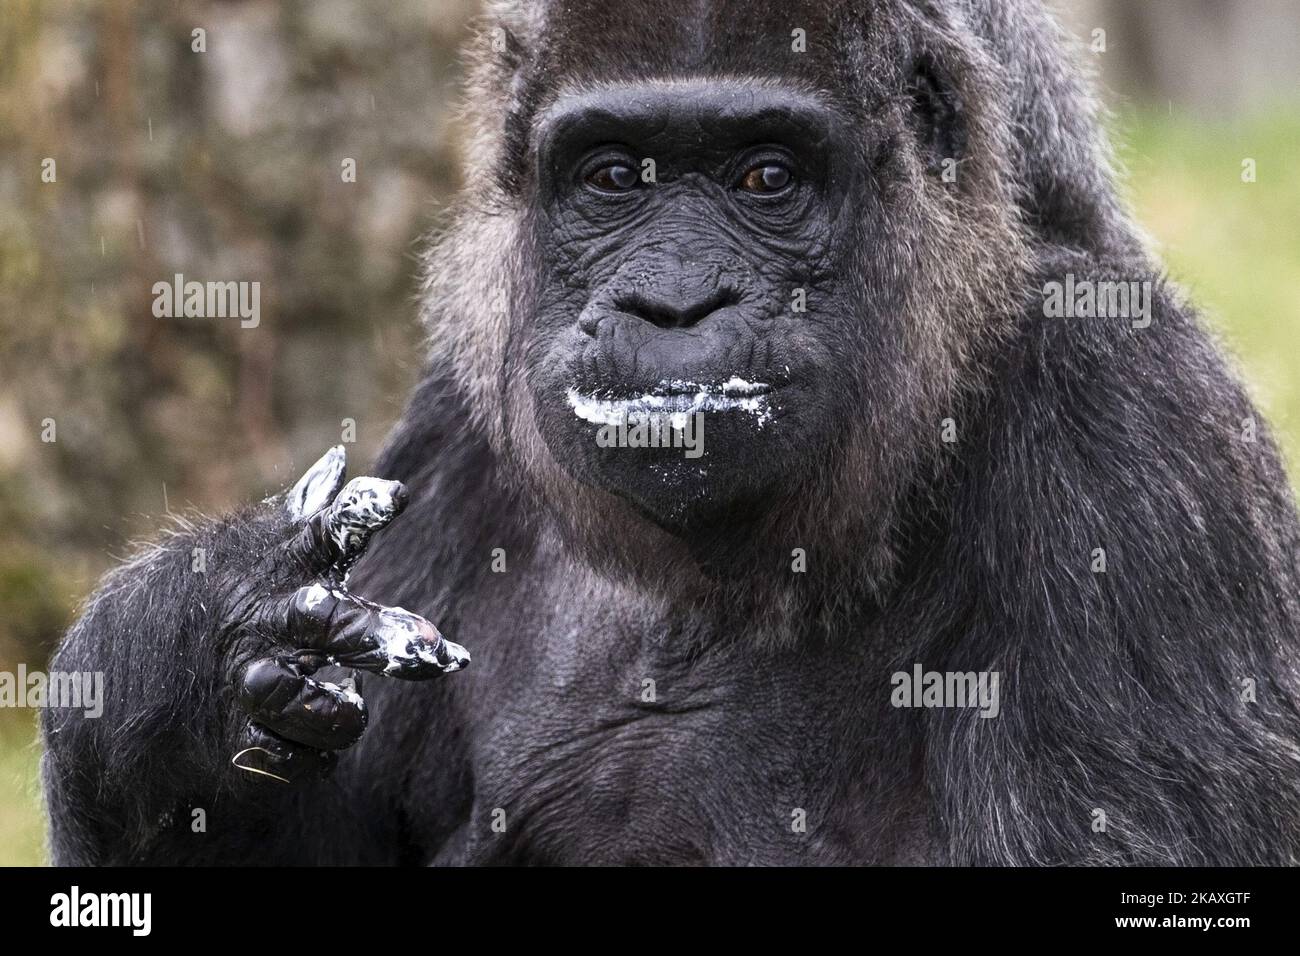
left=523, top=80, right=860, bottom=530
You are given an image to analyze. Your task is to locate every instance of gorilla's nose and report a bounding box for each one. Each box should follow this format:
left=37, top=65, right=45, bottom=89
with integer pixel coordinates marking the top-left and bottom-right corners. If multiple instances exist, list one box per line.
left=617, top=287, right=738, bottom=330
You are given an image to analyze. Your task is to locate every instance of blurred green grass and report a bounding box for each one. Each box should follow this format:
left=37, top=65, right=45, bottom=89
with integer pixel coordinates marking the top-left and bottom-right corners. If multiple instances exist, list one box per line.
left=1, top=106, right=1297, bottom=867
left=0, top=712, right=44, bottom=866
left=1117, top=105, right=1300, bottom=473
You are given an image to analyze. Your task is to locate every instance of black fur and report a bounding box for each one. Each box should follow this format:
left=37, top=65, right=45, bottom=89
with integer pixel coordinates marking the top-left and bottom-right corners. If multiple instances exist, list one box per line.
left=43, top=0, right=1300, bottom=865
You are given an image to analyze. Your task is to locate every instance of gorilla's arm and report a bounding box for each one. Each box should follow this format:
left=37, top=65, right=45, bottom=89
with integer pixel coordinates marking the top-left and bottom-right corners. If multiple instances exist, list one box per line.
left=44, top=513, right=293, bottom=864
left=41, top=452, right=469, bottom=865
left=920, top=255, right=1300, bottom=865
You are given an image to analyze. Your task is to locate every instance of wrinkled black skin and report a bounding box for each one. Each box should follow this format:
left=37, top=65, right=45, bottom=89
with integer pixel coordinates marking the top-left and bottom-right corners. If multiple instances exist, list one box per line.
left=43, top=0, right=1300, bottom=865
left=528, top=83, right=854, bottom=527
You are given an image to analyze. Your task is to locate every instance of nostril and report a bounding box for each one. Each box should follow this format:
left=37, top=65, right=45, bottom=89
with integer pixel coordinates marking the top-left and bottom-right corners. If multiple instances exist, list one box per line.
left=617, top=288, right=739, bottom=330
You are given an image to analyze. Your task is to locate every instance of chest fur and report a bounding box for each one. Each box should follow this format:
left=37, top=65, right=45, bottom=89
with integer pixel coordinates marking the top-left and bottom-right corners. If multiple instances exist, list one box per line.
left=445, top=617, right=930, bottom=864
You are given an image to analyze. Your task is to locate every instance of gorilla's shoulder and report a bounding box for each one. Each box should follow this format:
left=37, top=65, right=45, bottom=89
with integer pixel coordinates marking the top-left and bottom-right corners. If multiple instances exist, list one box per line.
left=1011, top=248, right=1233, bottom=406
left=373, top=363, right=495, bottom=489
left=979, top=245, right=1297, bottom=539
left=351, top=363, right=524, bottom=607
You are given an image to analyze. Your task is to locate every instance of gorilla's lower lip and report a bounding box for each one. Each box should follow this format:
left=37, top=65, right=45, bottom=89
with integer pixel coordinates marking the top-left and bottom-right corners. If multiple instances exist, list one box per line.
left=565, top=378, right=775, bottom=427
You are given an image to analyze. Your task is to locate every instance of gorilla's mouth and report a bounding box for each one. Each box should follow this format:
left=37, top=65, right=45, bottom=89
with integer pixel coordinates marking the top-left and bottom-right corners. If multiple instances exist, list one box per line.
left=565, top=378, right=775, bottom=427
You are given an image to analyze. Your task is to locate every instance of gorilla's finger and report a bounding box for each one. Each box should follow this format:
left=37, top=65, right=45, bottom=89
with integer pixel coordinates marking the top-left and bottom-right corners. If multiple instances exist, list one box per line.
left=285, top=476, right=408, bottom=576
left=321, top=601, right=472, bottom=679
left=259, top=584, right=470, bottom=680
left=231, top=720, right=336, bottom=785
left=238, top=658, right=368, bottom=751
left=284, top=445, right=347, bottom=520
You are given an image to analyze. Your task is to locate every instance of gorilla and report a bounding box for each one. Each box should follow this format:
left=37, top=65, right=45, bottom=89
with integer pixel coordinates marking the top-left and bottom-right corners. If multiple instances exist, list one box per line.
left=43, top=0, right=1300, bottom=865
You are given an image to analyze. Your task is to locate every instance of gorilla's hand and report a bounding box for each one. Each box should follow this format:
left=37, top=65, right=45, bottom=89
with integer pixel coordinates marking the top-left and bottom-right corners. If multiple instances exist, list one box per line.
left=224, top=446, right=469, bottom=784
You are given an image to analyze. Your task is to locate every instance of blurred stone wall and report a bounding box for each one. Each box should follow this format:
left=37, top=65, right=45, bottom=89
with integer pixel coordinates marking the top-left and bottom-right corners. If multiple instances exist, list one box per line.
left=1053, top=0, right=1300, bottom=116
left=0, top=0, right=479, bottom=666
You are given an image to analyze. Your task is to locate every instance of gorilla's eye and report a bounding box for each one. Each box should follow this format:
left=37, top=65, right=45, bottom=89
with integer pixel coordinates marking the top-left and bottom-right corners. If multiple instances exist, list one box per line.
left=585, top=164, right=639, bottom=192
left=740, top=163, right=792, bottom=194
